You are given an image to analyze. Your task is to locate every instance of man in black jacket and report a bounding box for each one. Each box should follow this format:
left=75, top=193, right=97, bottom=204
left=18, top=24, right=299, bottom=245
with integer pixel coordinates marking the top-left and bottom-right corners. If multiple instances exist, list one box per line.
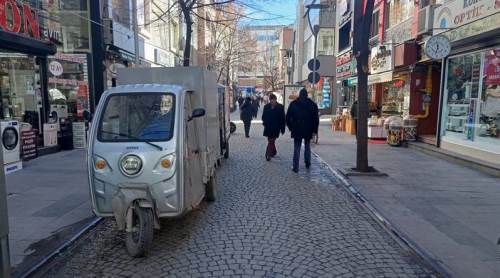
left=240, top=97, right=255, bottom=138
left=286, top=89, right=319, bottom=173
left=262, top=94, right=286, bottom=161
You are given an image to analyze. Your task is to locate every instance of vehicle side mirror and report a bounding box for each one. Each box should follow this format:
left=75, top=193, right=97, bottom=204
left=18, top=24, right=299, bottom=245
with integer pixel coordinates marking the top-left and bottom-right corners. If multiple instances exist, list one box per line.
left=189, top=108, right=206, bottom=121
left=83, top=110, right=93, bottom=122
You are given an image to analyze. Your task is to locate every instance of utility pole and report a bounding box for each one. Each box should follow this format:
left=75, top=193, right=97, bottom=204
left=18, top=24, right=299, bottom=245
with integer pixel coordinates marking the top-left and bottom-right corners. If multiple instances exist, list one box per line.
left=353, top=0, right=375, bottom=172
left=0, top=147, right=11, bottom=278
left=132, top=0, right=140, bottom=66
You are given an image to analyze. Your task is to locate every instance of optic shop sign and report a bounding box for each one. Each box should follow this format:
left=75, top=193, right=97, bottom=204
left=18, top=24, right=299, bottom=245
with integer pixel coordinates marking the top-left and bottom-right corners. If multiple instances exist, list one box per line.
left=434, top=0, right=500, bottom=39
left=0, top=0, right=41, bottom=39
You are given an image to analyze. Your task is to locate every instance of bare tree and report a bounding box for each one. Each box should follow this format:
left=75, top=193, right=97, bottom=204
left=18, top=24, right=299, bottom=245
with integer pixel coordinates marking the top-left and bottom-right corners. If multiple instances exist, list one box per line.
left=177, top=0, right=236, bottom=66
left=260, top=52, right=280, bottom=91
left=352, top=0, right=375, bottom=172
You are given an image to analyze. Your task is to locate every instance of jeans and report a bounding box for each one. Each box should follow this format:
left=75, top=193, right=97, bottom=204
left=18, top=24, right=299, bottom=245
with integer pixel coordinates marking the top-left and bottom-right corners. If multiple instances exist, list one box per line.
left=293, top=138, right=311, bottom=170
left=243, top=120, right=251, bottom=137
left=266, top=137, right=277, bottom=157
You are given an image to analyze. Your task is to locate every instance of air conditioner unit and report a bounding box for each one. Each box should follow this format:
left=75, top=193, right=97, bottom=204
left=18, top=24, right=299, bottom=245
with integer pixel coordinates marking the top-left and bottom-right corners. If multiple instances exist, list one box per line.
left=103, top=18, right=114, bottom=45
left=417, top=5, right=438, bottom=35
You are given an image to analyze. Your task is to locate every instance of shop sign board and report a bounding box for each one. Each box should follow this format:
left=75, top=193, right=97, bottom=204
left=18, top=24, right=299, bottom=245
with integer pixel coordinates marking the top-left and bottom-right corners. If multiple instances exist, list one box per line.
left=434, top=0, right=500, bottom=41
left=368, top=71, right=393, bottom=85
left=336, top=51, right=355, bottom=78
left=370, top=45, right=393, bottom=74
left=21, top=130, right=37, bottom=161
left=0, top=0, right=41, bottom=39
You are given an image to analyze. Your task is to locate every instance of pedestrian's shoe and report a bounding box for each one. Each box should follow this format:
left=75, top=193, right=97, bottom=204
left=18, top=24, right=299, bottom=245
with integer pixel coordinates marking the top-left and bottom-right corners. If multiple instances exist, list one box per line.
left=292, top=168, right=299, bottom=173
left=305, top=162, right=311, bottom=169
left=265, top=154, right=271, bottom=161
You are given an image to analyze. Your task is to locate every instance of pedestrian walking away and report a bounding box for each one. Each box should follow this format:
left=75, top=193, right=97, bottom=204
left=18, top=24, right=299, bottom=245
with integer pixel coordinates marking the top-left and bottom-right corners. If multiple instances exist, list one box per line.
left=286, top=88, right=319, bottom=173
left=240, top=96, right=255, bottom=138
left=262, top=94, right=286, bottom=161
left=252, top=95, right=260, bottom=118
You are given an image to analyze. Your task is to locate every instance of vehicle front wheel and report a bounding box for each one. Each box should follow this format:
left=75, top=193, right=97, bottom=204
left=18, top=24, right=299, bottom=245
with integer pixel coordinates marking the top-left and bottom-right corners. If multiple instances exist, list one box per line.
left=205, top=172, right=217, bottom=202
left=125, top=206, right=154, bottom=257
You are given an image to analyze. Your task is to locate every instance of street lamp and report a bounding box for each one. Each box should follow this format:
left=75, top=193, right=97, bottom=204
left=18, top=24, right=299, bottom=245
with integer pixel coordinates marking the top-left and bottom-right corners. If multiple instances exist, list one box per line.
left=304, top=3, right=331, bottom=100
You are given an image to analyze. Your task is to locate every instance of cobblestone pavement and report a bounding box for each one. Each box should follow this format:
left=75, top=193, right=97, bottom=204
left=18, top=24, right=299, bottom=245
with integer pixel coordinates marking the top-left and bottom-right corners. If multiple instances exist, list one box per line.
left=35, top=126, right=438, bottom=278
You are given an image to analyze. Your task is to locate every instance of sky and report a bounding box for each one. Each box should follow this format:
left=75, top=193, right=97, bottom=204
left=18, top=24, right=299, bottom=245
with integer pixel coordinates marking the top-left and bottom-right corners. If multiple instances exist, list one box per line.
left=238, top=0, right=298, bottom=26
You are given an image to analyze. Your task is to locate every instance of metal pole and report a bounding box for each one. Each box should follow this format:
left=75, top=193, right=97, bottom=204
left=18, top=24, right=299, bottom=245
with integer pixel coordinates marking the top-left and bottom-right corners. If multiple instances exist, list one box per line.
left=0, top=147, right=11, bottom=277
left=132, top=0, right=140, bottom=65
left=313, top=31, right=318, bottom=98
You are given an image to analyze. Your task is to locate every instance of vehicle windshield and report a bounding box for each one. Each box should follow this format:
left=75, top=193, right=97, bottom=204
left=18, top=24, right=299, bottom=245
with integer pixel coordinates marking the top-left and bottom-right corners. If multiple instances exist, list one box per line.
left=97, top=93, right=175, bottom=142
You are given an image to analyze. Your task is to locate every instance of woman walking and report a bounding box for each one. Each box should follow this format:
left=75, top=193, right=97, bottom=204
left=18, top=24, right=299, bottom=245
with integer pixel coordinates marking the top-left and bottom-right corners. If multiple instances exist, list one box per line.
left=262, top=94, right=286, bottom=161
left=240, top=96, right=255, bottom=138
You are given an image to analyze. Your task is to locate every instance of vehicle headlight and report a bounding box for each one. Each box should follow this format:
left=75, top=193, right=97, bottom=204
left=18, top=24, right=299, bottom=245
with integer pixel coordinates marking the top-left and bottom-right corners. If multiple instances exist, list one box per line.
left=153, top=153, right=176, bottom=178
left=120, top=154, right=143, bottom=177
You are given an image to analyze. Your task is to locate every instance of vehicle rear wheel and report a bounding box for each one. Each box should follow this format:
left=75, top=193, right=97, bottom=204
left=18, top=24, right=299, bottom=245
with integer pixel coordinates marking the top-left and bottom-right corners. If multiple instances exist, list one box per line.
left=125, top=206, right=154, bottom=257
left=205, top=172, right=217, bottom=202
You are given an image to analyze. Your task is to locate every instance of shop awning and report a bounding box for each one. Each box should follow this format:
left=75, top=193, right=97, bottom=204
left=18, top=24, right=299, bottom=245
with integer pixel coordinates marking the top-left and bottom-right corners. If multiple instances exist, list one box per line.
left=0, top=31, right=56, bottom=56
left=368, top=71, right=393, bottom=85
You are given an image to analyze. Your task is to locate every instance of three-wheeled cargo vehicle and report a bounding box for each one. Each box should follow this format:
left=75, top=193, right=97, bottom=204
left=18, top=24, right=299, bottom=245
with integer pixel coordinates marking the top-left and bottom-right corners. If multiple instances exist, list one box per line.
left=86, top=67, right=227, bottom=257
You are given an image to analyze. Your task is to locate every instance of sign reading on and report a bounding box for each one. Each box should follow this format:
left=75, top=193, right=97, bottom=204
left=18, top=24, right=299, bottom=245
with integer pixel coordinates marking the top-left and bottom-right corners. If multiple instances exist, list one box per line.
left=0, top=0, right=40, bottom=39
left=21, top=130, right=37, bottom=161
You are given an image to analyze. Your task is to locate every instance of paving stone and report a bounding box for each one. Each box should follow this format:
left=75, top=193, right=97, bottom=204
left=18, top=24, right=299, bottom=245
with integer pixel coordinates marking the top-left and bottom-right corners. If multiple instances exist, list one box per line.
left=34, top=126, right=438, bottom=278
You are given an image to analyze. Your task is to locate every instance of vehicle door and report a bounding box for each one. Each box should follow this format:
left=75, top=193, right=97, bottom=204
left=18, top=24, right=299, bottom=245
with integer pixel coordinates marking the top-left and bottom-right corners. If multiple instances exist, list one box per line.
left=184, top=93, right=205, bottom=207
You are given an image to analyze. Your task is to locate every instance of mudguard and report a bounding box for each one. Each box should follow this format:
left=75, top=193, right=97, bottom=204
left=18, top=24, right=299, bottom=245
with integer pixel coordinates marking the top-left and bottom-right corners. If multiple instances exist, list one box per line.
left=111, top=185, right=159, bottom=230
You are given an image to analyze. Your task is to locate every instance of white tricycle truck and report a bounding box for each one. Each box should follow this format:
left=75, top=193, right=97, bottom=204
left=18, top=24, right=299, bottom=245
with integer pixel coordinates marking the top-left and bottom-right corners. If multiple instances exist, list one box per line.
left=85, top=67, right=229, bottom=257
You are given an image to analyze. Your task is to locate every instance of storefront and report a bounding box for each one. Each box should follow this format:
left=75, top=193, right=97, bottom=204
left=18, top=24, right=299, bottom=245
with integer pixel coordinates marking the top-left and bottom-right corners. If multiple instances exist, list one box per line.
left=435, top=0, right=500, bottom=166
left=335, top=51, right=357, bottom=110
left=0, top=2, right=57, bottom=130
left=440, top=47, right=500, bottom=164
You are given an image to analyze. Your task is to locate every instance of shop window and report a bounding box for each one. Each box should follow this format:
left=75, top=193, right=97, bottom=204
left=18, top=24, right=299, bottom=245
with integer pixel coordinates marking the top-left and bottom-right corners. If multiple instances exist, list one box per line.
left=318, top=28, right=335, bottom=56
left=0, top=53, right=40, bottom=128
left=47, top=54, right=90, bottom=122
left=338, top=21, right=351, bottom=52
left=441, top=48, right=500, bottom=155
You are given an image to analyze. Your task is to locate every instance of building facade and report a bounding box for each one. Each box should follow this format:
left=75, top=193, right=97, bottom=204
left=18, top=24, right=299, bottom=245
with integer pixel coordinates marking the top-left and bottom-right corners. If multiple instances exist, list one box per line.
left=434, top=0, right=500, bottom=166
left=293, top=0, right=336, bottom=113
left=237, top=25, right=284, bottom=92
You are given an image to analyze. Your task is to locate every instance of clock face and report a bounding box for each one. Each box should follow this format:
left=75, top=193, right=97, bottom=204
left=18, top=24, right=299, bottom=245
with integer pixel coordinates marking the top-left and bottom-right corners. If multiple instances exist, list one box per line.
left=425, top=35, right=451, bottom=60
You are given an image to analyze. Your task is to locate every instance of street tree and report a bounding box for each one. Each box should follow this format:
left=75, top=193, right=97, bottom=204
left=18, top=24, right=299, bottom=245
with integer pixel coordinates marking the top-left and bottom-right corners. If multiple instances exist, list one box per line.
left=352, top=0, right=375, bottom=172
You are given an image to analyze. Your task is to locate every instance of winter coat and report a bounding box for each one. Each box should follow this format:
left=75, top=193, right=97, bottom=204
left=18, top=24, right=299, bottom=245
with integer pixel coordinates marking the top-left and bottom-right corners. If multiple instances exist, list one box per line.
left=262, top=103, right=286, bottom=138
left=286, top=96, right=319, bottom=140
left=240, top=99, right=255, bottom=122
left=252, top=100, right=260, bottom=117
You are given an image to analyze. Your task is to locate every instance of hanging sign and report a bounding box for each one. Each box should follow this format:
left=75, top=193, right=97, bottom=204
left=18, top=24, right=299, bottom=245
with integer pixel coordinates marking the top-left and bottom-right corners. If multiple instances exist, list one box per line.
left=49, top=60, right=63, bottom=76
